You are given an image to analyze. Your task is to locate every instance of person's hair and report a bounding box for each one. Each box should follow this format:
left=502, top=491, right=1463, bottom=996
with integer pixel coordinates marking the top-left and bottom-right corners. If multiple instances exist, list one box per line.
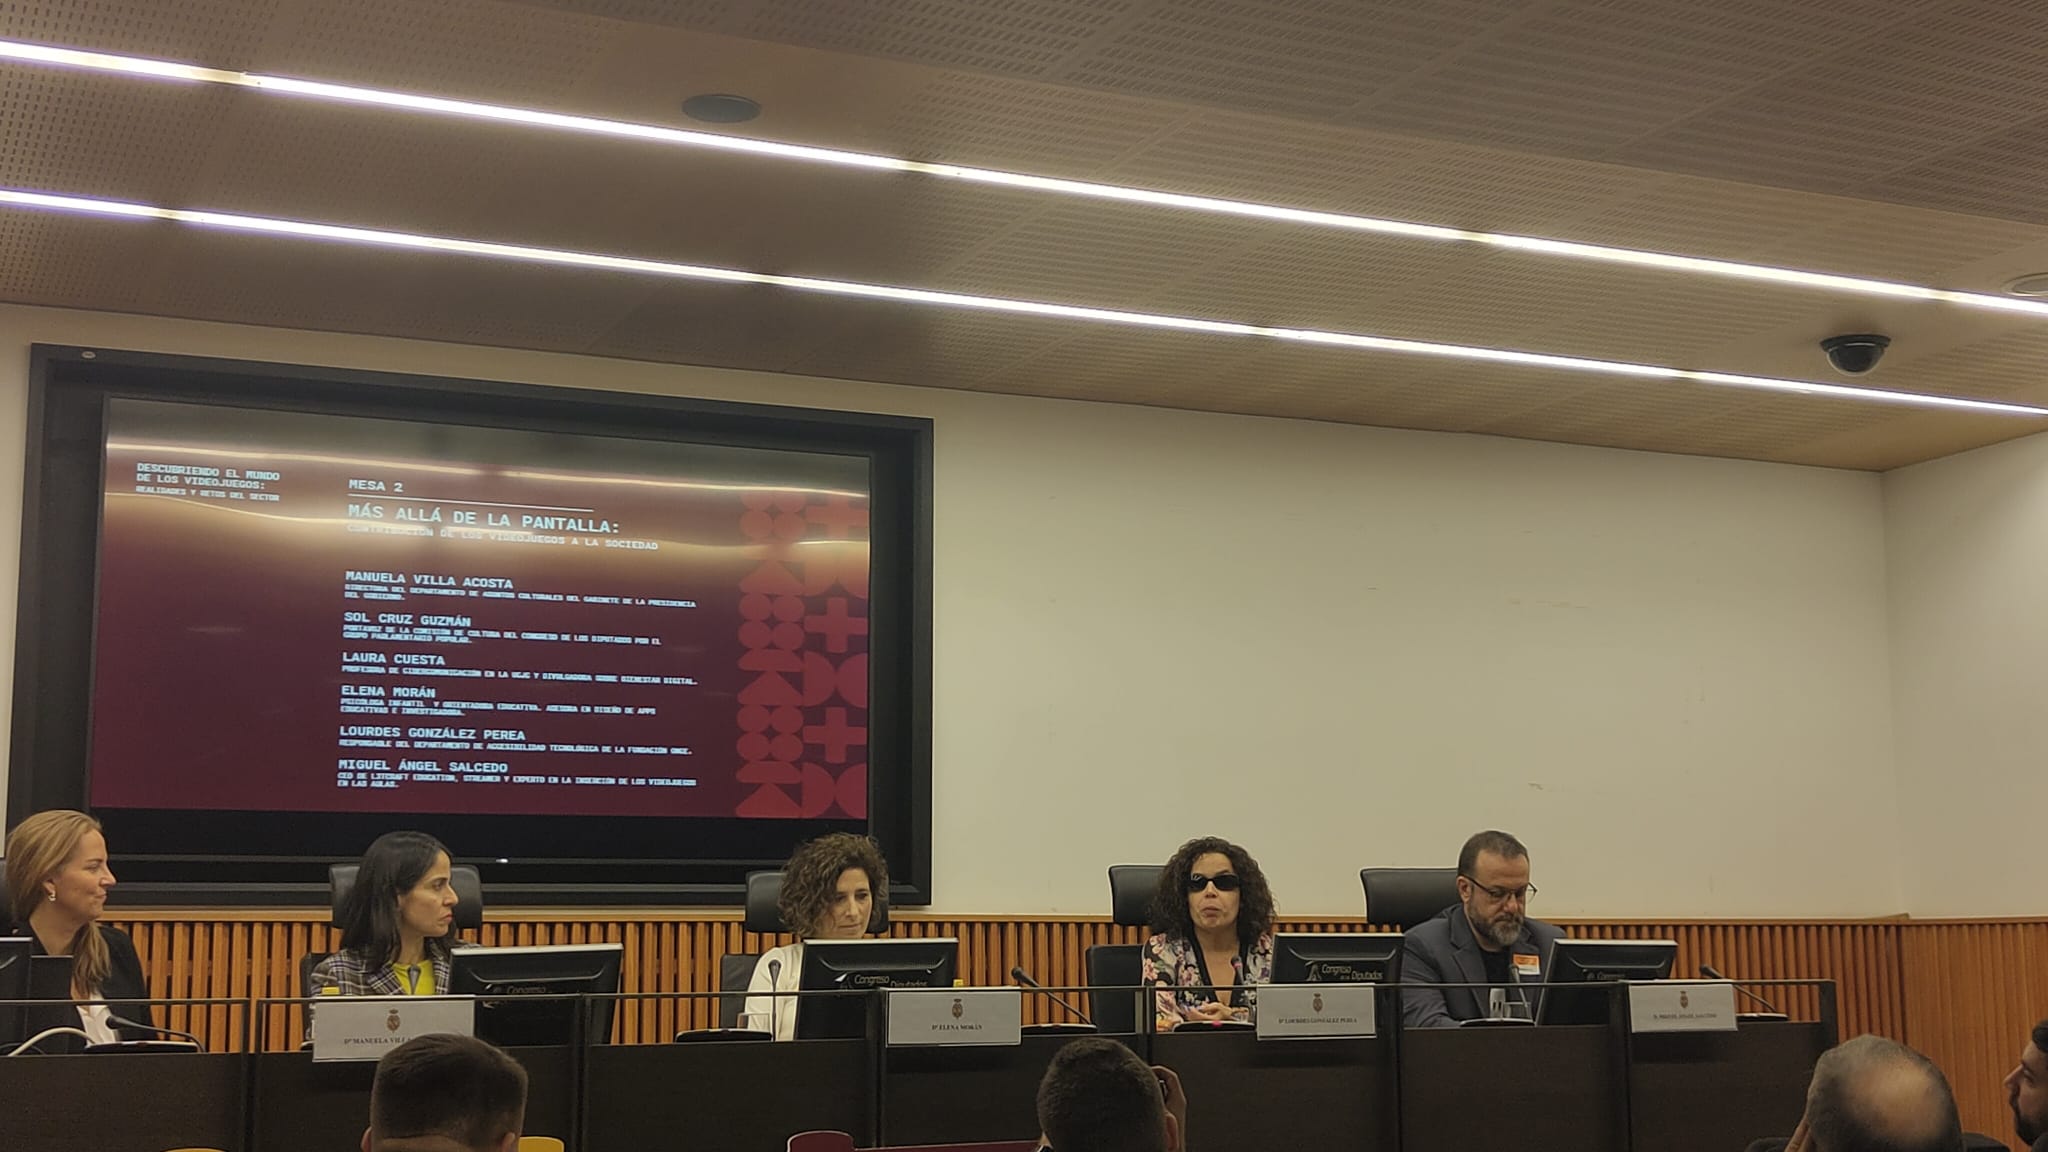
left=3, top=809, right=112, bottom=992
left=1150, top=836, right=1275, bottom=950
left=369, top=1033, right=528, bottom=1151
left=776, top=832, right=889, bottom=937
left=1804, top=1035, right=1963, bottom=1152
left=1457, top=830, right=1529, bottom=877
left=2033, top=1019, right=2048, bottom=1055
left=1036, top=1036, right=1168, bottom=1152
left=338, top=831, right=453, bottom=966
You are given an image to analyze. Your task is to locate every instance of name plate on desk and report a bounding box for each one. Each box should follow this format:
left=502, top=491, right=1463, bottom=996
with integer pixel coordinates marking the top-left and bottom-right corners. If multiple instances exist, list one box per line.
left=1627, top=982, right=1737, bottom=1033
left=310, top=996, right=476, bottom=1062
left=886, top=988, right=1022, bottom=1047
left=1255, top=983, right=1377, bottom=1040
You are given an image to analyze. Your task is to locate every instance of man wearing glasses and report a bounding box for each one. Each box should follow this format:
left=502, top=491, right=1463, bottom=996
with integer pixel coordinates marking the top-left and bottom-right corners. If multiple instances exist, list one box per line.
left=1400, top=829, right=1563, bottom=1028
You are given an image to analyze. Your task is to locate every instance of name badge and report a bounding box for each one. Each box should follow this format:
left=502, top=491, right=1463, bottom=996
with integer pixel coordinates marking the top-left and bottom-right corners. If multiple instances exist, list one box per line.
left=1513, top=953, right=1541, bottom=979
left=885, top=988, right=1022, bottom=1047
left=310, top=996, right=476, bottom=1062
left=1255, top=984, right=1377, bottom=1040
left=1627, top=981, right=1738, bottom=1034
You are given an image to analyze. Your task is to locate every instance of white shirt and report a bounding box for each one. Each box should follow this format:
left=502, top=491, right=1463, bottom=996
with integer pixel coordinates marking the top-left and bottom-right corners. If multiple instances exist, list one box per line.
left=740, top=942, right=803, bottom=1041
left=77, top=995, right=117, bottom=1046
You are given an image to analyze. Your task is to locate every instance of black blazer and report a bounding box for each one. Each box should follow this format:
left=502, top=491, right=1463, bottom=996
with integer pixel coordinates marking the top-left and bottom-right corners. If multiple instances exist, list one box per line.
left=3, top=921, right=153, bottom=1044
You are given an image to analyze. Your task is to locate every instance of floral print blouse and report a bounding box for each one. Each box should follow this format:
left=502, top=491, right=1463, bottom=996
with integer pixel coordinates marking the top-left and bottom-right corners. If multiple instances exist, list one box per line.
left=1143, top=930, right=1275, bottom=1029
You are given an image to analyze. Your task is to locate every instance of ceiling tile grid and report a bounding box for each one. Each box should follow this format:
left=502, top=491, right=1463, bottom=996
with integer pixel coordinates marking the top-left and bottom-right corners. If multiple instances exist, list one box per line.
left=0, top=72, right=238, bottom=202
left=264, top=0, right=617, bottom=103
left=744, top=0, right=1137, bottom=78
left=0, top=0, right=279, bottom=68
left=1352, top=0, right=1937, bottom=154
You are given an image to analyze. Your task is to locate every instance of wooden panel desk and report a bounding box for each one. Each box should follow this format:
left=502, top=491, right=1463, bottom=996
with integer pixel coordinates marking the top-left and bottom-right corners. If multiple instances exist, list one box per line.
left=0, top=1051, right=247, bottom=1152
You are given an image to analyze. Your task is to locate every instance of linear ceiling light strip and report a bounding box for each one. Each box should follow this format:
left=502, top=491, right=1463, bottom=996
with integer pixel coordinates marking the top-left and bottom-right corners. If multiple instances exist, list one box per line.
left=2, top=38, right=2045, bottom=322
left=4, top=188, right=2039, bottom=419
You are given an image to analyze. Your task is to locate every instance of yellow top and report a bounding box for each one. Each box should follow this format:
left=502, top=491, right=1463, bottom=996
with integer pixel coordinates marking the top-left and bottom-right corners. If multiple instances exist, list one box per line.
left=391, top=961, right=436, bottom=996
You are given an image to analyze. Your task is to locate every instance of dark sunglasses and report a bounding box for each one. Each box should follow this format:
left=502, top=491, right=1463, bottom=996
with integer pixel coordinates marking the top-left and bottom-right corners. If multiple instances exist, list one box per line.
left=1186, top=872, right=1241, bottom=893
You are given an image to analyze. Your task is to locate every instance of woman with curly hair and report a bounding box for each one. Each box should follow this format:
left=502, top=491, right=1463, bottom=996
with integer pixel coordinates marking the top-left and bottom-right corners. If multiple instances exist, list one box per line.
left=1143, top=835, right=1277, bottom=1030
left=741, top=832, right=889, bottom=1040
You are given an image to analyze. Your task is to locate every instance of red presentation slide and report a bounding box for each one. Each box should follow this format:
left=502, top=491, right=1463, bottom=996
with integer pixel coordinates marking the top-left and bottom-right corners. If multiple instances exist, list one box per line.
left=88, top=399, right=871, bottom=821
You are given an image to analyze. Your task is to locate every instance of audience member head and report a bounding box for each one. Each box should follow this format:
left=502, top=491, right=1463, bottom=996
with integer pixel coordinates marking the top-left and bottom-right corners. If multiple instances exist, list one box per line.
left=2005, top=1020, right=2048, bottom=1147
left=1036, top=1037, right=1183, bottom=1152
left=363, top=1033, right=527, bottom=1152
left=777, top=832, right=888, bottom=939
left=340, top=831, right=457, bottom=965
left=1804, top=1035, right=1962, bottom=1152
left=1151, top=836, right=1274, bottom=951
left=4, top=808, right=115, bottom=991
left=1455, top=830, right=1534, bottom=950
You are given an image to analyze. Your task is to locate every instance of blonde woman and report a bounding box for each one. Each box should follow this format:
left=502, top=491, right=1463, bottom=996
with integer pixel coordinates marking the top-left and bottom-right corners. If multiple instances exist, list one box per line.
left=3, top=809, right=151, bottom=1043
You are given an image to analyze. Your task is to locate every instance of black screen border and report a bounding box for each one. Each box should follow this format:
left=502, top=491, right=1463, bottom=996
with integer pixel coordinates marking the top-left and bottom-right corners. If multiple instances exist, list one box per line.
left=8, top=344, right=934, bottom=908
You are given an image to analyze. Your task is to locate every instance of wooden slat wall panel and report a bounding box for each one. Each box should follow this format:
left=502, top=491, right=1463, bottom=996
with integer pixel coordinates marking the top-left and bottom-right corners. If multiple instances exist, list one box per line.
left=1900, top=922, right=2048, bottom=1140
left=105, top=911, right=2048, bottom=1137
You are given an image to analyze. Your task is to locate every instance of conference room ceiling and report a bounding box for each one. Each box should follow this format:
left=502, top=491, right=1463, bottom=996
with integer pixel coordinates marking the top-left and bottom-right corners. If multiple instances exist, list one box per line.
left=4, top=0, right=2048, bottom=469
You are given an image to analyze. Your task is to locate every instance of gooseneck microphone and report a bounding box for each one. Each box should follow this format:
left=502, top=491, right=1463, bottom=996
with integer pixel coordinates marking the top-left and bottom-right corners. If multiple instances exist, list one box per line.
left=767, top=957, right=784, bottom=1039
left=1699, top=963, right=1787, bottom=1017
left=105, top=1015, right=205, bottom=1049
left=1011, top=965, right=1094, bottom=1025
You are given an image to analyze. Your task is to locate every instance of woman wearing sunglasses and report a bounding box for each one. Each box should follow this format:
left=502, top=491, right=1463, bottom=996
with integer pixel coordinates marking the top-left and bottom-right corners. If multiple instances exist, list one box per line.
left=1142, top=836, right=1276, bottom=1030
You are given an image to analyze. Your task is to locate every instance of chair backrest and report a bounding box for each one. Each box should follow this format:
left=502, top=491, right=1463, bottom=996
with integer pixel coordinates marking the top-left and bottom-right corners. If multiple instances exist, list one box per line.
left=1107, top=865, right=1160, bottom=928
left=1085, top=943, right=1144, bottom=1035
left=787, top=1132, right=857, bottom=1152
left=517, top=1139, right=567, bottom=1152
left=1359, top=867, right=1460, bottom=931
left=298, top=952, right=332, bottom=999
left=718, top=951, right=762, bottom=1028
left=329, top=863, right=485, bottom=931
left=746, top=869, right=891, bottom=935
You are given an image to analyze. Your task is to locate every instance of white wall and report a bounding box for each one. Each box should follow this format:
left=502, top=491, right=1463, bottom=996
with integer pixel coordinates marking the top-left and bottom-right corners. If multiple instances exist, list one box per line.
left=0, top=303, right=1903, bottom=917
left=1885, top=428, right=2048, bottom=917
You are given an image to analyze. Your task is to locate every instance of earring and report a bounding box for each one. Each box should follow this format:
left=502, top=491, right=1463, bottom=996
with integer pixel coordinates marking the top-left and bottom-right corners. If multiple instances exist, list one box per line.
left=46, top=891, right=56, bottom=901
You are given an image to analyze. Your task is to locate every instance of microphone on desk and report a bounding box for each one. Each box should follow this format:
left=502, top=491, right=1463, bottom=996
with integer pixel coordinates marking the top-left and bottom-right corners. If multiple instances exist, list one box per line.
left=1699, top=964, right=1788, bottom=1019
left=106, top=1015, right=205, bottom=1049
left=1011, top=966, right=1094, bottom=1025
left=767, top=958, right=783, bottom=1040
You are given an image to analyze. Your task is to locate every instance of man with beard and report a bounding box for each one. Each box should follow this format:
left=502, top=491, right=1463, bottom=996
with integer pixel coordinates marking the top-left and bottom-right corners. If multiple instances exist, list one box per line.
left=2005, top=1021, right=2048, bottom=1151
left=1400, top=830, right=1564, bottom=1028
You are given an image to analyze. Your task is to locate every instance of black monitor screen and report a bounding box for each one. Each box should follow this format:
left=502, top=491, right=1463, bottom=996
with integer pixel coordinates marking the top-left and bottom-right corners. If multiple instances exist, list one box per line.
left=448, top=943, right=623, bottom=1047
left=1536, top=939, right=1678, bottom=1026
left=1270, top=933, right=1405, bottom=984
left=12, top=346, right=934, bottom=905
left=795, top=937, right=958, bottom=1041
left=0, top=937, right=29, bottom=1047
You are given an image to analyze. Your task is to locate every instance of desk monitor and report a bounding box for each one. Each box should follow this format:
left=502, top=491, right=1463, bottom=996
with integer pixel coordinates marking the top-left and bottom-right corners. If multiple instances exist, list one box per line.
left=1270, top=933, right=1405, bottom=985
left=449, top=943, right=624, bottom=1047
left=795, top=937, right=958, bottom=1041
left=1536, top=938, right=1678, bottom=1026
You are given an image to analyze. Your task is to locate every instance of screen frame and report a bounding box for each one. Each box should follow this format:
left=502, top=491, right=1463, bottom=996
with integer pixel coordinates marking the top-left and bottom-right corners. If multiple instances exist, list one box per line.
left=8, top=344, right=934, bottom=908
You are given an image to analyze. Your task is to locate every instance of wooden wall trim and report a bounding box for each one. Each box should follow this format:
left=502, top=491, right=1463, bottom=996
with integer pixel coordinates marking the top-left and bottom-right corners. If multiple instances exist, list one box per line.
left=102, top=911, right=2043, bottom=1140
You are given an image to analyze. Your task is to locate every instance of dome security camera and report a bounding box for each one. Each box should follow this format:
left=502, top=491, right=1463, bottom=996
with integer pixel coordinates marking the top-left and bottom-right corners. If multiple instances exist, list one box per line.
left=1820, top=334, right=1890, bottom=375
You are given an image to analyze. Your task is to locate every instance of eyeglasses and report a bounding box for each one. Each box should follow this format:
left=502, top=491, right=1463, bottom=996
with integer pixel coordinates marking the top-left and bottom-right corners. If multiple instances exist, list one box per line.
left=1186, top=873, right=1242, bottom=893
left=1461, top=876, right=1537, bottom=904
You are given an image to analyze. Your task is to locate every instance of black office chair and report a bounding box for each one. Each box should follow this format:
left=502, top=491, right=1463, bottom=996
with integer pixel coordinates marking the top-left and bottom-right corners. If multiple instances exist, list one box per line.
left=714, top=870, right=891, bottom=1029
left=1360, top=867, right=1460, bottom=931
left=1085, top=864, right=1162, bottom=1034
left=299, top=862, right=485, bottom=996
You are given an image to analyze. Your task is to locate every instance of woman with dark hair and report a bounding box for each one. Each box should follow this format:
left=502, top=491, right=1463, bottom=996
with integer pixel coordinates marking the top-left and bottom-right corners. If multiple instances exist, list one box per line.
left=3, top=809, right=151, bottom=1044
left=1142, top=836, right=1277, bottom=1030
left=309, top=830, right=460, bottom=997
left=741, top=832, right=889, bottom=1040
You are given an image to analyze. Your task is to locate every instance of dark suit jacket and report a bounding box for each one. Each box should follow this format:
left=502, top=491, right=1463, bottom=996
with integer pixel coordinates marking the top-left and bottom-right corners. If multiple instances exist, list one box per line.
left=3, top=921, right=154, bottom=1044
left=1399, top=904, right=1565, bottom=1028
